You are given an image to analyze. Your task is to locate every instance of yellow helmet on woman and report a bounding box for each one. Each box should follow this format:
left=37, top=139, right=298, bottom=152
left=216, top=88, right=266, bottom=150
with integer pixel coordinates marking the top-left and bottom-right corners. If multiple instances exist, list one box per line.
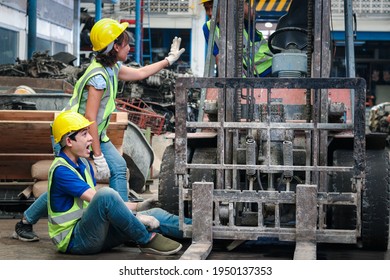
left=52, top=111, right=94, bottom=144
left=90, top=18, right=129, bottom=52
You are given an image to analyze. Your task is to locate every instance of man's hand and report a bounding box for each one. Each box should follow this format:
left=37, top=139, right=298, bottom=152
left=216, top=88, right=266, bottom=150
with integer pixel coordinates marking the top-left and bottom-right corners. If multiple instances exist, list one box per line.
left=93, top=153, right=111, bottom=180
left=136, top=214, right=160, bottom=230
left=165, top=37, right=185, bottom=66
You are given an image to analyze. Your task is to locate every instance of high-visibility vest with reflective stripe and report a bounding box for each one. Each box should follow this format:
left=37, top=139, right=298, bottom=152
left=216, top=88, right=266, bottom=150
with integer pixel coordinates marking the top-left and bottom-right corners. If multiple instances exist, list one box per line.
left=242, top=28, right=272, bottom=76
left=47, top=157, right=95, bottom=253
left=206, top=21, right=272, bottom=76
left=64, top=59, right=119, bottom=142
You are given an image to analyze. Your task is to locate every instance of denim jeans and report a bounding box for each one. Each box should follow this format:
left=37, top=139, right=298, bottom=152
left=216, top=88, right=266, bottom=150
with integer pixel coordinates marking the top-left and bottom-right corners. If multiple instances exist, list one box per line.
left=67, top=188, right=192, bottom=254
left=100, top=140, right=128, bottom=202
left=24, top=192, right=48, bottom=224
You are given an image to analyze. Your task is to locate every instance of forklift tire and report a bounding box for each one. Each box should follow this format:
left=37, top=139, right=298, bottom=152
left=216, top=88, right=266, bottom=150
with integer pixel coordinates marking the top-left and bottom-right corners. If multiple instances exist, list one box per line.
left=330, top=149, right=356, bottom=230
left=158, top=144, right=192, bottom=215
left=189, top=147, right=217, bottom=185
left=330, top=148, right=390, bottom=250
left=361, top=148, right=390, bottom=251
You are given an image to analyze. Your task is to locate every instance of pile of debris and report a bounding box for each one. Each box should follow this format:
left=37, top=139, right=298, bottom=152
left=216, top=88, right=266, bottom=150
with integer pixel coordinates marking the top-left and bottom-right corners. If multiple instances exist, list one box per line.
left=0, top=52, right=200, bottom=133
left=0, top=51, right=85, bottom=86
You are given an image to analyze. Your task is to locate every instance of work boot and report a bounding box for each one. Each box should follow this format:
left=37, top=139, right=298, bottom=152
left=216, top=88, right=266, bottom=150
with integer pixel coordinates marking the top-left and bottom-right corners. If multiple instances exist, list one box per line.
left=139, top=233, right=182, bottom=255
left=12, top=221, right=40, bottom=242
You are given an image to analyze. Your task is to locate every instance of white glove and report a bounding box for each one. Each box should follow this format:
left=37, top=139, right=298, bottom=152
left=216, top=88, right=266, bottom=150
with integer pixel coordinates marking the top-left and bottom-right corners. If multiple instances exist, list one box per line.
left=165, top=37, right=185, bottom=66
left=136, top=214, right=160, bottom=230
left=136, top=197, right=159, bottom=212
left=93, top=153, right=111, bottom=181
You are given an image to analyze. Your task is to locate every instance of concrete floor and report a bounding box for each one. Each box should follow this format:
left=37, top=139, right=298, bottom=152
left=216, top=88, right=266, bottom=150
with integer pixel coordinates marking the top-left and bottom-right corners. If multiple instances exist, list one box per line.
left=0, top=170, right=389, bottom=260
left=2, top=217, right=390, bottom=260
left=0, top=218, right=192, bottom=260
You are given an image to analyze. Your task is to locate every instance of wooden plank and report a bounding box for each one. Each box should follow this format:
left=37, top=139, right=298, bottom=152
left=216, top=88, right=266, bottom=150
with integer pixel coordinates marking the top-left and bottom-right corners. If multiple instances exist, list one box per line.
left=0, top=76, right=74, bottom=93
left=0, top=111, right=128, bottom=181
left=0, top=110, right=57, bottom=121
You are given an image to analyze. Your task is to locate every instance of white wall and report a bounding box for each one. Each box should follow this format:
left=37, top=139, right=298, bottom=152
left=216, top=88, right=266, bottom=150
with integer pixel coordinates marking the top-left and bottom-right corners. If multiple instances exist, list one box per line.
left=0, top=3, right=73, bottom=61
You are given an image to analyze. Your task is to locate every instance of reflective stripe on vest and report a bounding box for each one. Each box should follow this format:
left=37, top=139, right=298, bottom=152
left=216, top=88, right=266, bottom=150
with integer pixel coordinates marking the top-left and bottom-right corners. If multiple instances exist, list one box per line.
left=47, top=157, right=95, bottom=252
left=64, top=59, right=119, bottom=142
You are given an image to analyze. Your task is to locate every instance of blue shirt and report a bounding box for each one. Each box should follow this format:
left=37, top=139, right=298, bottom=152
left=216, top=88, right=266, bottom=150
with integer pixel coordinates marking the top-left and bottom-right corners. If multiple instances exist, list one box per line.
left=49, top=151, right=96, bottom=213
left=202, top=22, right=219, bottom=57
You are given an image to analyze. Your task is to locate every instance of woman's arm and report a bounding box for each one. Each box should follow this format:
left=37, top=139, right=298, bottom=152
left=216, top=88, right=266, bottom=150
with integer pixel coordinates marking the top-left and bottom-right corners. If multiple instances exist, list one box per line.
left=118, top=59, right=169, bottom=81
left=84, top=85, right=104, bottom=157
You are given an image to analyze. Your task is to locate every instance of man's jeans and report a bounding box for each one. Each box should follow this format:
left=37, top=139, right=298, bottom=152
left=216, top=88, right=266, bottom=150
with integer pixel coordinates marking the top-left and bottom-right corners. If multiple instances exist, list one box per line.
left=67, top=188, right=192, bottom=254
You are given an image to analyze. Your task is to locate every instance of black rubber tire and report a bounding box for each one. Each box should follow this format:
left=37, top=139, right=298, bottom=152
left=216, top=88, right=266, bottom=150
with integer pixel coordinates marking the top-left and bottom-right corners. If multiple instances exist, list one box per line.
left=158, top=144, right=192, bottom=215
left=330, top=148, right=390, bottom=250
left=330, top=149, right=356, bottom=229
left=158, top=146, right=217, bottom=215
left=361, top=149, right=390, bottom=251
left=189, top=147, right=217, bottom=185
left=158, top=145, right=177, bottom=214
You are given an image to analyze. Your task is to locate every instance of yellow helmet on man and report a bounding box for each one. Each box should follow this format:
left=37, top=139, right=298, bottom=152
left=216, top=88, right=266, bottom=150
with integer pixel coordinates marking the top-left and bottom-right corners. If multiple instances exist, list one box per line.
left=199, top=0, right=212, bottom=4
left=52, top=111, right=94, bottom=144
left=90, top=18, right=129, bottom=52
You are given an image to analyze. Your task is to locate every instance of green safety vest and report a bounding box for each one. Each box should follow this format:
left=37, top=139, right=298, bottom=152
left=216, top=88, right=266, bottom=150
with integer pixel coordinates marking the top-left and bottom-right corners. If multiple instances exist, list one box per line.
left=65, top=59, right=119, bottom=142
left=47, top=157, right=95, bottom=253
left=206, top=20, right=272, bottom=76
left=242, top=28, right=272, bottom=76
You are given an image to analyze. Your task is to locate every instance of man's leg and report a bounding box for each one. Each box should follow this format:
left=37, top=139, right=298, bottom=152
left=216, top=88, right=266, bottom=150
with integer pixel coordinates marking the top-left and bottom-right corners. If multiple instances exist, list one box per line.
left=13, top=192, right=48, bottom=242
left=68, top=188, right=181, bottom=255
left=139, top=208, right=192, bottom=239
left=100, top=141, right=129, bottom=202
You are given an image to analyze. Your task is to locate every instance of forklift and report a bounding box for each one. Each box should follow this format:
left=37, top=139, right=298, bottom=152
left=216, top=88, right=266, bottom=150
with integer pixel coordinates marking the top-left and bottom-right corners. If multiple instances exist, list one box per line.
left=158, top=0, right=389, bottom=259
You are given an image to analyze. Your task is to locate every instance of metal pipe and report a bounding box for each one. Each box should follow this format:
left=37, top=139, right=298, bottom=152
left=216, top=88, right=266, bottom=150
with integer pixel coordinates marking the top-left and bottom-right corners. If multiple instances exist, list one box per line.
left=95, top=0, right=102, bottom=21
left=27, top=0, right=37, bottom=59
left=135, top=0, right=142, bottom=64
left=283, top=140, right=293, bottom=178
left=246, top=136, right=256, bottom=177
left=73, top=0, right=81, bottom=66
left=344, top=0, right=356, bottom=121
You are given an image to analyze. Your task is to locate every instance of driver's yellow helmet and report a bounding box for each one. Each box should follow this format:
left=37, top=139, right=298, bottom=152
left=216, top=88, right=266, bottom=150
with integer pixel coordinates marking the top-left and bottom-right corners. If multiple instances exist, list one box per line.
left=90, top=18, right=129, bottom=52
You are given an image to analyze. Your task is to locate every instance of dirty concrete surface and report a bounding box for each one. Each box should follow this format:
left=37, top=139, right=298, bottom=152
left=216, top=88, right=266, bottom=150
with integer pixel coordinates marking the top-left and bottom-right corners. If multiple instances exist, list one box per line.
left=1, top=217, right=390, bottom=260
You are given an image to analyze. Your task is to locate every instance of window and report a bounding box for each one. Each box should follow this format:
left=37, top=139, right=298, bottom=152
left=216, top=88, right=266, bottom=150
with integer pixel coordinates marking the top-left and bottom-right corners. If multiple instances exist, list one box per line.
left=0, top=27, right=18, bottom=65
left=36, top=38, right=52, bottom=54
left=36, top=38, right=66, bottom=55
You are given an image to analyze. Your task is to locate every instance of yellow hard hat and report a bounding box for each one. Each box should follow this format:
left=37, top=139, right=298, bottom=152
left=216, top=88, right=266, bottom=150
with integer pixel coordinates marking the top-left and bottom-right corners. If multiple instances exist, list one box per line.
left=90, top=18, right=129, bottom=52
left=199, top=0, right=212, bottom=4
left=52, top=111, right=94, bottom=144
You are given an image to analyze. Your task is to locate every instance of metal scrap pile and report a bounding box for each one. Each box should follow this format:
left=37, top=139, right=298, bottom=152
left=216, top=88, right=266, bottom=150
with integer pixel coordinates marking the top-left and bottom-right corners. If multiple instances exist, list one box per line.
left=0, top=52, right=200, bottom=133
left=368, top=102, right=390, bottom=134
left=0, top=51, right=67, bottom=78
left=0, top=51, right=85, bottom=85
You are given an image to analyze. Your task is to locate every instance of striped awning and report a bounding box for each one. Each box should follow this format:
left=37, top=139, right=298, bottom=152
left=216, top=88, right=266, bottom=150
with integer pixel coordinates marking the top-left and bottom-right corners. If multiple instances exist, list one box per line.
left=255, top=0, right=292, bottom=12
